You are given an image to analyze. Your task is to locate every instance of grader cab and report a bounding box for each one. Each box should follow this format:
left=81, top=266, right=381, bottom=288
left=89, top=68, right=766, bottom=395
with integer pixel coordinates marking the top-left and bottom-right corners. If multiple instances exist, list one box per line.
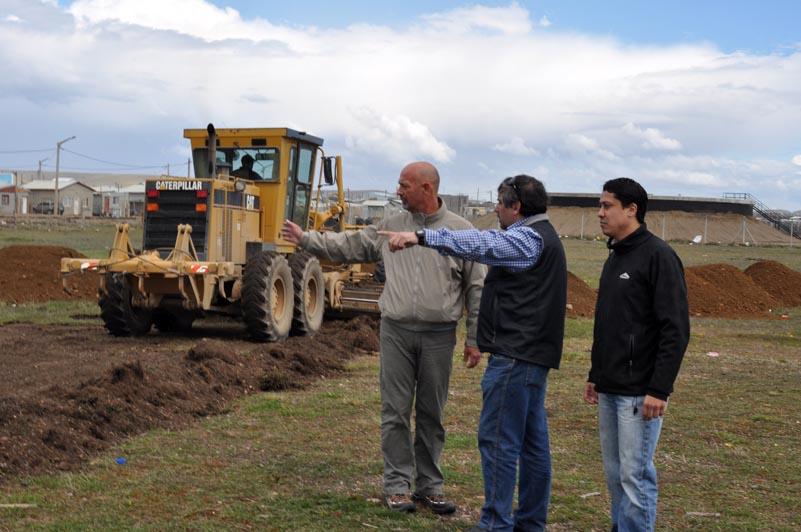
left=61, top=124, right=381, bottom=341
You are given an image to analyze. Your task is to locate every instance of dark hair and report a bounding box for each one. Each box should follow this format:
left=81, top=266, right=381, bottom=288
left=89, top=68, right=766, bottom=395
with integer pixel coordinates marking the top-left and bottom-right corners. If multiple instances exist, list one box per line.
left=497, top=174, right=548, bottom=216
left=603, top=177, right=648, bottom=223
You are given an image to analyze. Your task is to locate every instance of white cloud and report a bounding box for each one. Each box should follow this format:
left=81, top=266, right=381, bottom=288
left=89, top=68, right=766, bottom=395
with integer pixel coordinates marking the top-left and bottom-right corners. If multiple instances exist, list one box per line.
left=68, top=0, right=315, bottom=51
left=493, top=137, right=539, bottom=156
left=622, top=123, right=682, bottom=151
left=565, top=134, right=618, bottom=161
left=4, top=15, right=22, bottom=23
left=420, top=2, right=532, bottom=35
left=0, top=1, right=800, bottom=208
left=538, top=15, right=552, bottom=28
left=346, top=108, right=455, bottom=164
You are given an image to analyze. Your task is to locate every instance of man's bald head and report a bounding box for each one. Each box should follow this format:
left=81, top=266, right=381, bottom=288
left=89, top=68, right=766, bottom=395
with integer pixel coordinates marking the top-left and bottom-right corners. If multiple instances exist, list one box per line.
left=401, top=161, right=440, bottom=193
left=397, top=161, right=441, bottom=215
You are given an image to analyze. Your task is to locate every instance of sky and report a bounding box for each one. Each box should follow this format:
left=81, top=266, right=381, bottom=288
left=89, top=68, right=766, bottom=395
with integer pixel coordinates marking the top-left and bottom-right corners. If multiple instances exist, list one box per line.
left=1, top=0, right=800, bottom=209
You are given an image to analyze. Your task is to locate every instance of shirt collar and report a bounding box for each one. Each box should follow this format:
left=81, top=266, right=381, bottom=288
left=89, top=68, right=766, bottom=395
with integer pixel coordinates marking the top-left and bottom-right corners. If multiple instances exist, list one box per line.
left=509, top=213, right=548, bottom=229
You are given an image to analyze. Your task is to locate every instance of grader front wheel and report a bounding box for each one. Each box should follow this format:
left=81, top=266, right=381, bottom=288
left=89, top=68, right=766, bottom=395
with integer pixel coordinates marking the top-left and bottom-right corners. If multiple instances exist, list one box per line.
left=289, top=252, right=325, bottom=336
left=242, top=251, right=294, bottom=342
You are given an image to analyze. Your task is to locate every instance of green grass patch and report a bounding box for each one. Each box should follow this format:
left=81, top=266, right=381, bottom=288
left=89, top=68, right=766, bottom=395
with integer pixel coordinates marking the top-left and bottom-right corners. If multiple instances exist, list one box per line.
left=0, top=218, right=143, bottom=258
left=0, top=300, right=99, bottom=325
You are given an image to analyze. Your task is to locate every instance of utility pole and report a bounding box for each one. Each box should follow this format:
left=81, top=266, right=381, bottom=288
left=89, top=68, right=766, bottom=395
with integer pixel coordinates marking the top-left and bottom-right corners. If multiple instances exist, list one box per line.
left=54, top=135, right=76, bottom=216
left=37, top=157, right=48, bottom=180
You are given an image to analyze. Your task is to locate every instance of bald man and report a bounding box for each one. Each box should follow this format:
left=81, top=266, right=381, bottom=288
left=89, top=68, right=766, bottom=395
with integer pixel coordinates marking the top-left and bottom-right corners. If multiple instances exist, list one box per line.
left=282, top=162, right=485, bottom=514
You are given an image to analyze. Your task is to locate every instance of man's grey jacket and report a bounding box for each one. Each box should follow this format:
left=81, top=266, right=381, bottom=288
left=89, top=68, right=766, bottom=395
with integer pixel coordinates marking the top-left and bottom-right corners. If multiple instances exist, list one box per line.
left=300, top=201, right=485, bottom=345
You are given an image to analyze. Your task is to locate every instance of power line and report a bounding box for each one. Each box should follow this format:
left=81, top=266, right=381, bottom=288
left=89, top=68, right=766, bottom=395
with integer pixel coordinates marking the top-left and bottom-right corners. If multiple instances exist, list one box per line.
left=0, top=148, right=53, bottom=154
left=42, top=163, right=171, bottom=172
left=61, top=147, right=165, bottom=169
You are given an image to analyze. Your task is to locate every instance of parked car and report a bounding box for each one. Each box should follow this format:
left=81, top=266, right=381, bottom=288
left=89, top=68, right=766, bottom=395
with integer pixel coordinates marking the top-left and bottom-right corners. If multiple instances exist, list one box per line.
left=32, top=201, right=65, bottom=214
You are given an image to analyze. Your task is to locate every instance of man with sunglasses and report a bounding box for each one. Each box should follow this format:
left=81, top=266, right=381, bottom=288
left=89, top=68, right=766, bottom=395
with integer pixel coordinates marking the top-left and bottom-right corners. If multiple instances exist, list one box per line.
left=381, top=174, right=567, bottom=531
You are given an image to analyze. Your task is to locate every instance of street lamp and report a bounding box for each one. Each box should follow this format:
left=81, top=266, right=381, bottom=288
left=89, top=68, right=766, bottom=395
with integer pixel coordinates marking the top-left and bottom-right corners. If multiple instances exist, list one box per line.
left=54, top=135, right=76, bottom=216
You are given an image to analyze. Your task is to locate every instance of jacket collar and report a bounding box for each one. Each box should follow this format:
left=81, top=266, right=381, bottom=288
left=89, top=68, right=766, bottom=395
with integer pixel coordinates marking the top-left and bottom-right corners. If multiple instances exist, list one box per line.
left=607, top=222, right=651, bottom=253
left=412, top=197, right=448, bottom=225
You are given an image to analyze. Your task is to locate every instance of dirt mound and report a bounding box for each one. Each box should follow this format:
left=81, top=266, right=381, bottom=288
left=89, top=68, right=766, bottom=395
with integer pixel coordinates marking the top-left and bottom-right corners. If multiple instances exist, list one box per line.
left=0, top=315, right=380, bottom=480
left=567, top=272, right=597, bottom=317
left=685, top=264, right=779, bottom=318
left=744, top=260, right=801, bottom=308
left=0, top=245, right=99, bottom=304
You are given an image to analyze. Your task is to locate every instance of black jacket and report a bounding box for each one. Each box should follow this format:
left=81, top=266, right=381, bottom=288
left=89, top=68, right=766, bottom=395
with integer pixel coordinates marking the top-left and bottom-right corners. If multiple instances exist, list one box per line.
left=589, top=224, right=690, bottom=400
left=477, top=215, right=567, bottom=368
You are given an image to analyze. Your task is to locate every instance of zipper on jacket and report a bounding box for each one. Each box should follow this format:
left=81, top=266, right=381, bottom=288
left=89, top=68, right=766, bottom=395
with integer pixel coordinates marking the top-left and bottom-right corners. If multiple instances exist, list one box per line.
left=490, top=293, right=498, bottom=343
left=628, top=334, right=635, bottom=379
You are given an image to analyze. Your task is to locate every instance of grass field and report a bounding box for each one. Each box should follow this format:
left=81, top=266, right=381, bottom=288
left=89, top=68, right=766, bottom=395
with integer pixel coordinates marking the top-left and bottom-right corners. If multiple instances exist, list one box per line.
left=1, top=220, right=800, bottom=530
left=0, top=217, right=143, bottom=258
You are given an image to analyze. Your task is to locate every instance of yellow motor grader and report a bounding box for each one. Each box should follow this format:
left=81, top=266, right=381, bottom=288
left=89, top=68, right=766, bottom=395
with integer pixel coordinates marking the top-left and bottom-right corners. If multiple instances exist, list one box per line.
left=61, top=124, right=381, bottom=341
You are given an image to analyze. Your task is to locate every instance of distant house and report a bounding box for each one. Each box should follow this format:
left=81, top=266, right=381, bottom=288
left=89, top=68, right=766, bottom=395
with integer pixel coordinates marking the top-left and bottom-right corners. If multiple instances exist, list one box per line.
left=0, top=185, right=28, bottom=215
left=346, top=198, right=403, bottom=224
left=21, top=178, right=95, bottom=216
left=465, top=200, right=494, bottom=218
left=93, top=184, right=146, bottom=217
left=440, top=194, right=470, bottom=218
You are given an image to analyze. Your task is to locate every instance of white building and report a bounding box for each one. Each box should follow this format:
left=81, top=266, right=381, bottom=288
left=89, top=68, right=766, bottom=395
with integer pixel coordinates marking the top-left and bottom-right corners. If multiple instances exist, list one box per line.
left=93, top=183, right=146, bottom=217
left=21, top=178, right=95, bottom=216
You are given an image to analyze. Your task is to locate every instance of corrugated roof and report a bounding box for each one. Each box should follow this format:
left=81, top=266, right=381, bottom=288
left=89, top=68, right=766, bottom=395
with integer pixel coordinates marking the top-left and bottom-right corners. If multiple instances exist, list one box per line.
left=21, top=178, right=94, bottom=192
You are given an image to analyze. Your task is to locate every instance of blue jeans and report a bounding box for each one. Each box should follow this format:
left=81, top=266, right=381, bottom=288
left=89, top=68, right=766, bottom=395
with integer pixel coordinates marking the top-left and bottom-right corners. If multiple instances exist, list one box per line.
left=598, top=393, right=663, bottom=532
left=477, top=355, right=551, bottom=531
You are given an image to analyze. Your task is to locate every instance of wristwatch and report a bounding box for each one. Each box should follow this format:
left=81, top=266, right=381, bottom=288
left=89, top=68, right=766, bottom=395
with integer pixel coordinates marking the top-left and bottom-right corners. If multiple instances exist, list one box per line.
left=415, top=229, right=426, bottom=246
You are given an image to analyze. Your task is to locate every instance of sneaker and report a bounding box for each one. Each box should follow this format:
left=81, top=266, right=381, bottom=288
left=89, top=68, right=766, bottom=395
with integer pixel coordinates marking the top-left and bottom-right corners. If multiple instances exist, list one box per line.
left=384, top=493, right=416, bottom=512
left=412, top=492, right=456, bottom=515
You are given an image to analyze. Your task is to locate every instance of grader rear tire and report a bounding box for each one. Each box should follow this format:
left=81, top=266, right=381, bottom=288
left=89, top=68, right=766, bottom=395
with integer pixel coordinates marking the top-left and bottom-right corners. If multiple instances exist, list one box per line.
left=98, top=273, right=153, bottom=336
left=288, top=252, right=325, bottom=336
left=242, top=251, right=294, bottom=342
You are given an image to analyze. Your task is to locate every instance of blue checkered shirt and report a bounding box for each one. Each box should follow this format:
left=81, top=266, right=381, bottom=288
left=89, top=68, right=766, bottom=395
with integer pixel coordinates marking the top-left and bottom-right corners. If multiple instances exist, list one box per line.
left=423, top=217, right=543, bottom=272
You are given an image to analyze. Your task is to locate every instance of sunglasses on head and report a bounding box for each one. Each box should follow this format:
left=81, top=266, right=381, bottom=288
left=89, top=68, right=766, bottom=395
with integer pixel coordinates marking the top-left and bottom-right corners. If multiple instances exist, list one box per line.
left=503, top=177, right=523, bottom=201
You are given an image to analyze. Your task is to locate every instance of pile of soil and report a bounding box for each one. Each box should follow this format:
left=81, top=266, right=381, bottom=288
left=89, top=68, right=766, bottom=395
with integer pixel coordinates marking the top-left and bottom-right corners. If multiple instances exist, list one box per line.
left=685, top=263, right=779, bottom=318
left=567, top=272, right=597, bottom=318
left=0, top=315, right=379, bottom=479
left=744, top=260, right=801, bottom=308
left=0, top=245, right=99, bottom=304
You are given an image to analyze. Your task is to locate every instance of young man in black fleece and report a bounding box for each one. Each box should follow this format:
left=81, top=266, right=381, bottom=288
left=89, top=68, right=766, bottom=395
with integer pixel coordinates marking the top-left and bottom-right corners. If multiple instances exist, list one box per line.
left=583, top=177, right=689, bottom=532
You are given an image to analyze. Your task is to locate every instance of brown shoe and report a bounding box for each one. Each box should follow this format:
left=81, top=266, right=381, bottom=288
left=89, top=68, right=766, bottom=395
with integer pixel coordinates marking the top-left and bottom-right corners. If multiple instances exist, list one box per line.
left=384, top=493, right=416, bottom=512
left=412, top=493, right=456, bottom=515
